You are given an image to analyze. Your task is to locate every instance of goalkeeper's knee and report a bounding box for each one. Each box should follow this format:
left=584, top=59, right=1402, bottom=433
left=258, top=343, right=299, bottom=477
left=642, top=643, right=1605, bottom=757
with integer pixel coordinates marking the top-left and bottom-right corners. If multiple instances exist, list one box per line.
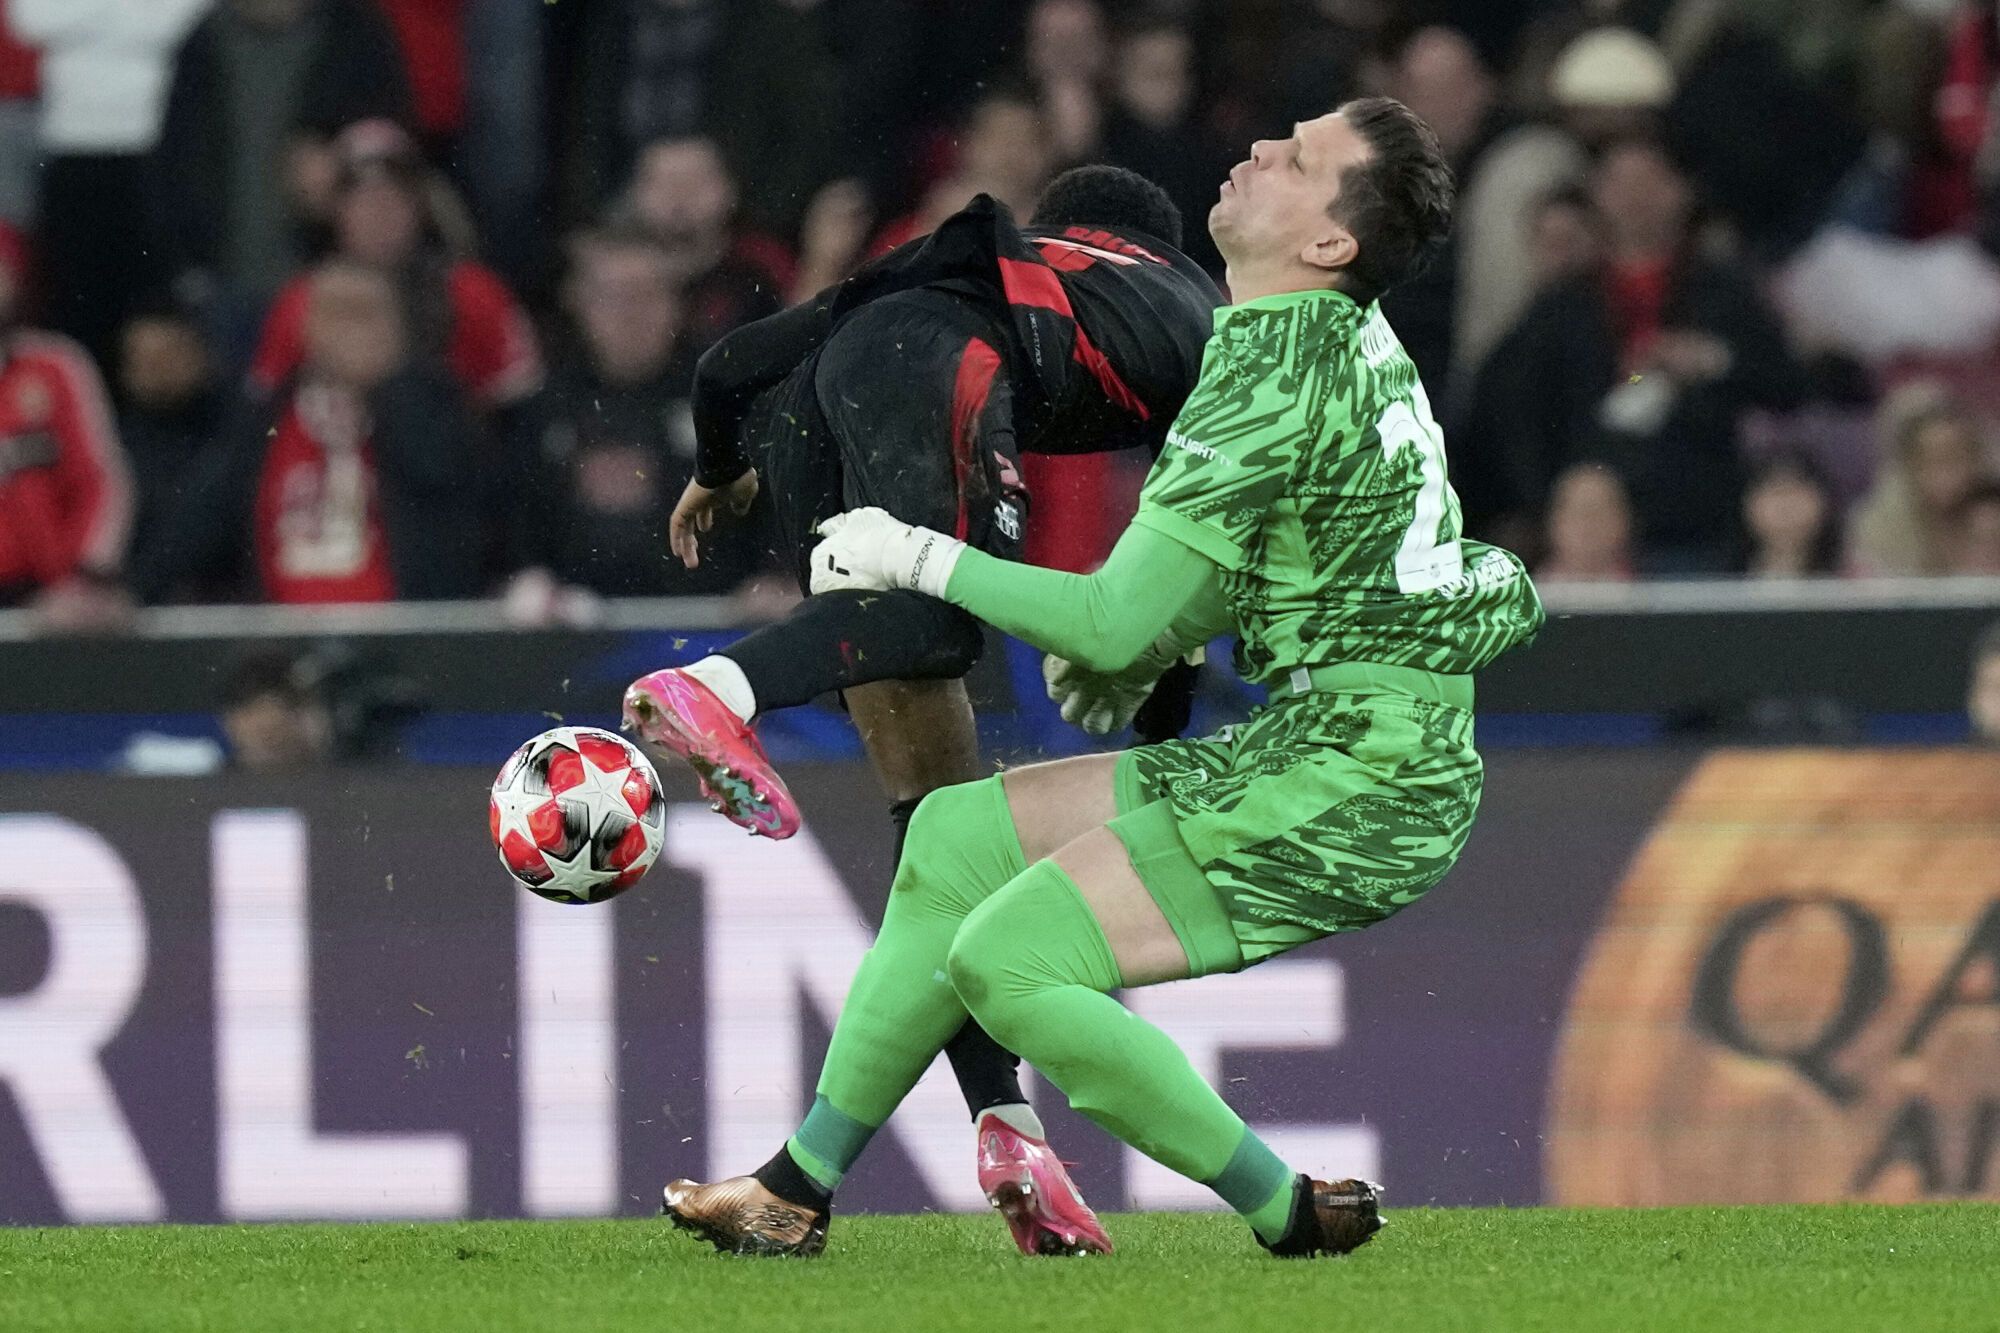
left=888, top=775, right=1027, bottom=922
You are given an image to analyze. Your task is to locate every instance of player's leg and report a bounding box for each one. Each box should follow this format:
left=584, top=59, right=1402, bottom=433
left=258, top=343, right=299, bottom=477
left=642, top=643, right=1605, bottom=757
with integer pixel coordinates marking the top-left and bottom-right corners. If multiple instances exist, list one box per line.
left=943, top=786, right=1384, bottom=1258
left=842, top=678, right=1029, bottom=1113
left=844, top=700, right=1128, bottom=1248
left=948, top=686, right=1486, bottom=1256
left=623, top=592, right=987, bottom=836
left=847, top=677, right=982, bottom=806
left=625, top=291, right=1017, bottom=838
left=660, top=755, right=1123, bottom=1256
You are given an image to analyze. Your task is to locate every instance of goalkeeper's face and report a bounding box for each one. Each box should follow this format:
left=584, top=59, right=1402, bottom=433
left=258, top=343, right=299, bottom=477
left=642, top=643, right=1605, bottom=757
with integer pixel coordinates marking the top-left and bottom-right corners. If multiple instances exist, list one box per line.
left=1209, top=111, right=1367, bottom=280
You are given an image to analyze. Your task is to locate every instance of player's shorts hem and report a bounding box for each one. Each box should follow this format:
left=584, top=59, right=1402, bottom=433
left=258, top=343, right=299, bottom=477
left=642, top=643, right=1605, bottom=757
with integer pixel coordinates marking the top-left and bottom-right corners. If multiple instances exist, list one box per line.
left=1105, top=796, right=1244, bottom=978
left=1113, top=745, right=1156, bottom=821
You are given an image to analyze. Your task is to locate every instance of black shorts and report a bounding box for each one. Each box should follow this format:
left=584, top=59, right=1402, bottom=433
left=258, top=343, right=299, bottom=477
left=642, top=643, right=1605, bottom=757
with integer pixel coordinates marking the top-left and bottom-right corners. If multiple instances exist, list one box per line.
left=744, top=288, right=1029, bottom=592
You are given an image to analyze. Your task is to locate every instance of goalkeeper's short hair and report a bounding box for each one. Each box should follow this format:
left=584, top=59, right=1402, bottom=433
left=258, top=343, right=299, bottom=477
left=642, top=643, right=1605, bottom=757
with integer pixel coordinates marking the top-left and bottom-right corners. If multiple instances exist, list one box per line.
left=1031, top=165, right=1183, bottom=249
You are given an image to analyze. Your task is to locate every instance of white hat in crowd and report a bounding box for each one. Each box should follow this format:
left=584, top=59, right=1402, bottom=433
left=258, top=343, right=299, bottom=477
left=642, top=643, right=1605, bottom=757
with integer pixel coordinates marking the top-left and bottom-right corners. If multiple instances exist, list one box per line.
left=1550, top=27, right=1677, bottom=111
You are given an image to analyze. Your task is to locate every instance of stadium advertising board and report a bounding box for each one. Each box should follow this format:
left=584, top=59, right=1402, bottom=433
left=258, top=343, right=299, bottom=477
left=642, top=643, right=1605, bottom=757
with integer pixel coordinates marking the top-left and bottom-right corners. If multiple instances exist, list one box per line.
left=1547, top=751, right=2000, bottom=1204
left=1, top=750, right=1994, bottom=1225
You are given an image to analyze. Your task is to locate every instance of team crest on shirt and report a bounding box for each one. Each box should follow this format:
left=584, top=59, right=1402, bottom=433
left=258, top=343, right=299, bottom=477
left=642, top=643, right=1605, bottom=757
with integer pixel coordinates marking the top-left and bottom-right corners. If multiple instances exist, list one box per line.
left=991, top=450, right=1024, bottom=539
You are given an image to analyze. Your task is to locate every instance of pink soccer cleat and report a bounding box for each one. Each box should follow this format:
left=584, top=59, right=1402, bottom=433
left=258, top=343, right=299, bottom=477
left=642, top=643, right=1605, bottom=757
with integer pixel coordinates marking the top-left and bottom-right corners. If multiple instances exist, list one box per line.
left=621, top=668, right=801, bottom=839
left=975, top=1113, right=1113, bottom=1257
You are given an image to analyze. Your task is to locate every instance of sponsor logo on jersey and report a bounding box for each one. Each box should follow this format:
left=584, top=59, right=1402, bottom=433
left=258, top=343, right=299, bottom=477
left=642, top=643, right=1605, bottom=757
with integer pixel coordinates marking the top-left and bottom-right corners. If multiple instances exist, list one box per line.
left=1428, top=546, right=1523, bottom=600
left=1165, top=428, right=1230, bottom=464
left=1359, top=309, right=1402, bottom=368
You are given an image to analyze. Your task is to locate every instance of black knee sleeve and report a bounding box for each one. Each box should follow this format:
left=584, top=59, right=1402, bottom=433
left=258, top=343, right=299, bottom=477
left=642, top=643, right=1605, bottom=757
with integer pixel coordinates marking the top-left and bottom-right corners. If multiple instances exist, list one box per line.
left=725, top=591, right=985, bottom=715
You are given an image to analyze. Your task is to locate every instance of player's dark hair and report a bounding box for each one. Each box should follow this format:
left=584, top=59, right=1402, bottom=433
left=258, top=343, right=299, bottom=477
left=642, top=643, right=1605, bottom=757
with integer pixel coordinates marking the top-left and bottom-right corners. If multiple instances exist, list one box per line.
left=1328, top=96, right=1454, bottom=306
left=1031, top=165, right=1184, bottom=247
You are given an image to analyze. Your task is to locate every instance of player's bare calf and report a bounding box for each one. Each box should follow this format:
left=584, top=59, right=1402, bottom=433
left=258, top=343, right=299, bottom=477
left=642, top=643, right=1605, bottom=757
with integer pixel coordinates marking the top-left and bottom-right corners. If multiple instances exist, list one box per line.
left=622, top=668, right=799, bottom=839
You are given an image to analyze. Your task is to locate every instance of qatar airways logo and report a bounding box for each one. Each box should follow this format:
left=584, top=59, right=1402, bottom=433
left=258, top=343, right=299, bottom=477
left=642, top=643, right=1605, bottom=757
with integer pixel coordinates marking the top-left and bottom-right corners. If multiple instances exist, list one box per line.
left=1165, top=429, right=1231, bottom=465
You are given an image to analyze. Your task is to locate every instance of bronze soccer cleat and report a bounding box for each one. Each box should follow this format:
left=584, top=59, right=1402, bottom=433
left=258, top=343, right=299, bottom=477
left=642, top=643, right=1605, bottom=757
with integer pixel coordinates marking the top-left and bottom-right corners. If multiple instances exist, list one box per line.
left=660, top=1176, right=830, bottom=1257
left=1258, top=1176, right=1385, bottom=1258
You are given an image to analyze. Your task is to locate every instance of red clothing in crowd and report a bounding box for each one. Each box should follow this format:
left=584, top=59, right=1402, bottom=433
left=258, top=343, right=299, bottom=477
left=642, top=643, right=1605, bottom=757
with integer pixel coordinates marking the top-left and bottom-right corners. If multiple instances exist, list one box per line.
left=375, top=0, right=466, bottom=140
left=0, top=332, right=131, bottom=592
left=0, top=0, right=39, bottom=100
left=252, top=385, right=396, bottom=604
left=1917, top=3, right=1997, bottom=238
left=250, top=260, right=541, bottom=408
left=0, top=330, right=131, bottom=588
left=1604, top=257, right=1671, bottom=371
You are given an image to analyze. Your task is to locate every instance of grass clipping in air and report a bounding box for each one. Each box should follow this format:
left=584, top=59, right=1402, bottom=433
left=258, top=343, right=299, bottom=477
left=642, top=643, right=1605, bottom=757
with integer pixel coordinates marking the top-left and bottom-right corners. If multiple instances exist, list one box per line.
left=4, top=1205, right=1996, bottom=1332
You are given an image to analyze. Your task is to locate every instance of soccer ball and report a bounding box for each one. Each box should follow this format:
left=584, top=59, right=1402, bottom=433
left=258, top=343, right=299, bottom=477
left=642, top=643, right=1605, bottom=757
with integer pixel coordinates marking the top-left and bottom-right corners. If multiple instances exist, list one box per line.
left=489, top=726, right=665, bottom=904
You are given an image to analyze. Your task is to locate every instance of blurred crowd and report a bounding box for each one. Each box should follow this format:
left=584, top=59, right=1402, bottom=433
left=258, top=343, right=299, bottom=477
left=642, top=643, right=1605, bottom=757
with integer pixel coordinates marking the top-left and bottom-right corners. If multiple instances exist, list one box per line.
left=3, top=0, right=2000, bottom=635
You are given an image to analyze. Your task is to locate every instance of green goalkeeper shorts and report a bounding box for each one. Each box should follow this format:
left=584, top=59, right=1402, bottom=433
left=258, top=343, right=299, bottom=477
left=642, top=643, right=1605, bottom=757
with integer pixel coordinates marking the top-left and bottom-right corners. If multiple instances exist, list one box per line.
left=1109, top=662, right=1483, bottom=973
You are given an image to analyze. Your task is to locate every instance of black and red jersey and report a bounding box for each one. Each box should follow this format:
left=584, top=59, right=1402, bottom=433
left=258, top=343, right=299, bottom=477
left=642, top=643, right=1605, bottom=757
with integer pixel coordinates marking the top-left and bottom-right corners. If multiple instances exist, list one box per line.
left=692, top=195, right=1221, bottom=487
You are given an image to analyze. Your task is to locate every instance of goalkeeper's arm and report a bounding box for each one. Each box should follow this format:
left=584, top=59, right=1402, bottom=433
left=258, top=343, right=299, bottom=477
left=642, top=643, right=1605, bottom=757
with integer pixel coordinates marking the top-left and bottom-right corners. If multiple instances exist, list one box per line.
left=1044, top=570, right=1228, bottom=736
left=943, top=524, right=1217, bottom=675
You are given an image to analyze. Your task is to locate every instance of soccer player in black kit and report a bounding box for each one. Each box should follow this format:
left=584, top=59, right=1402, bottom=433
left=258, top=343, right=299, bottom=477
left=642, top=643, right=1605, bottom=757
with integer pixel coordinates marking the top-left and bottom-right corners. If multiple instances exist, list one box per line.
left=621, top=166, right=1219, bottom=1255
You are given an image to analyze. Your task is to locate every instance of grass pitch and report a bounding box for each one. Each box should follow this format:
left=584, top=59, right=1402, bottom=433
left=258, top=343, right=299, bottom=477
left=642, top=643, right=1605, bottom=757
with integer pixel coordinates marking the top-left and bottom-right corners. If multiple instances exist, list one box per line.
left=3, top=1205, right=1995, bottom=1333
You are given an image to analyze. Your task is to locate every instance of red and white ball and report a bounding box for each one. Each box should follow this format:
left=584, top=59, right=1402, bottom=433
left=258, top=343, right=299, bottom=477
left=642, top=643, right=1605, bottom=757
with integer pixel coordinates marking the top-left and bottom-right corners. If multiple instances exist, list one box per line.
left=489, top=726, right=665, bottom=903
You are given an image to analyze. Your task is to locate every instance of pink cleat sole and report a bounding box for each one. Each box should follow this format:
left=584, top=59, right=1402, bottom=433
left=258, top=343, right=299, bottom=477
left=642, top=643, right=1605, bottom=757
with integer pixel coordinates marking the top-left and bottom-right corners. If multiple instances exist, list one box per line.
left=622, top=669, right=801, bottom=839
left=976, top=1114, right=1112, bottom=1257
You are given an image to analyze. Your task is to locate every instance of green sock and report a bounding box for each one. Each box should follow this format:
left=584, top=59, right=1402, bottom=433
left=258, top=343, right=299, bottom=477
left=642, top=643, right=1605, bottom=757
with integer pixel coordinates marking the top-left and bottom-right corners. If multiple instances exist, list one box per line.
left=784, top=1098, right=873, bottom=1194
left=945, top=859, right=1297, bottom=1235
left=789, top=777, right=1029, bottom=1189
left=1222, top=1135, right=1303, bottom=1242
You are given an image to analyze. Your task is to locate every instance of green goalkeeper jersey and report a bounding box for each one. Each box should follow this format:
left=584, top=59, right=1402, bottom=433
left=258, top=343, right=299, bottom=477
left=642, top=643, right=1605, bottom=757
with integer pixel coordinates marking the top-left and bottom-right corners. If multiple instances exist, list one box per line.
left=1129, top=288, right=1544, bottom=685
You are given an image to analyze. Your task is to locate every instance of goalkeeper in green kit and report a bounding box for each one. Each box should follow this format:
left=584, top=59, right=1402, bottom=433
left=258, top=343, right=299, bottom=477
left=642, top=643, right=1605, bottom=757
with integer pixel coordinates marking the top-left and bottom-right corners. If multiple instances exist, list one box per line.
left=662, top=97, right=1544, bottom=1259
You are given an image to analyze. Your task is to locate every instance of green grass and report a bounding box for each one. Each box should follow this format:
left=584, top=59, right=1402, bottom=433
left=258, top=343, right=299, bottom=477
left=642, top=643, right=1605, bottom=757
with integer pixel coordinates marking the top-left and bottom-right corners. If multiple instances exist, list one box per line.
left=3, top=1206, right=1996, bottom=1333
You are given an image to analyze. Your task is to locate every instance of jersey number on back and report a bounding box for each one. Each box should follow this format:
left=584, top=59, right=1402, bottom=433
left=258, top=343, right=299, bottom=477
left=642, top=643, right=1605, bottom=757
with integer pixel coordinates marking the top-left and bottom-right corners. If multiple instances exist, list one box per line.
left=1376, top=385, right=1463, bottom=594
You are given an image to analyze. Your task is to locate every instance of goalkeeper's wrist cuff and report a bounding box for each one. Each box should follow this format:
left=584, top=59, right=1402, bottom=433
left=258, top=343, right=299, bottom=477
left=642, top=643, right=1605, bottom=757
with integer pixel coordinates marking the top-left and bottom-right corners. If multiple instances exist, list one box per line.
left=906, top=528, right=965, bottom=599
